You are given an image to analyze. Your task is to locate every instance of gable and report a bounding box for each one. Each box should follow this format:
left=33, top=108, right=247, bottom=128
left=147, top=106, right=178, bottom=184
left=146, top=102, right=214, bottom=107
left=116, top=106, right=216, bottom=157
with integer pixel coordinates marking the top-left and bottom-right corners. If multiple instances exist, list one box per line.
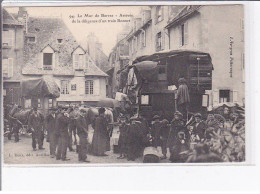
left=42, top=45, right=55, bottom=53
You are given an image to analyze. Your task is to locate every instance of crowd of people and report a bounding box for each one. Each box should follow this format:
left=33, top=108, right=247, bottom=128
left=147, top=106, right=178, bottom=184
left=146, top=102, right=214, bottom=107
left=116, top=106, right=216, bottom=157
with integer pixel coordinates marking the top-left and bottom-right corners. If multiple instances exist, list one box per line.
left=5, top=102, right=245, bottom=163
left=116, top=109, right=245, bottom=163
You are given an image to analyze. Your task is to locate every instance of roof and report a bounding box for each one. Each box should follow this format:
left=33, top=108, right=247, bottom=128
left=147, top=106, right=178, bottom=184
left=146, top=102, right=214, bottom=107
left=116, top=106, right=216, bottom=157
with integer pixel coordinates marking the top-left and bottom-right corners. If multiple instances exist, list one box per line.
left=23, top=16, right=78, bottom=67
left=133, top=49, right=212, bottom=64
left=22, top=16, right=107, bottom=77
left=2, top=9, right=23, bottom=26
left=165, top=5, right=201, bottom=29
left=84, top=61, right=108, bottom=77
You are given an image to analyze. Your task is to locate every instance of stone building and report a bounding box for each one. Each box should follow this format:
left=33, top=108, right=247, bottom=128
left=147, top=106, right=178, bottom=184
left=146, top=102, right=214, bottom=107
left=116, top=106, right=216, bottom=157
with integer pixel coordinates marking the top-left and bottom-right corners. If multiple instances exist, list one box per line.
left=2, top=8, right=25, bottom=105
left=3, top=8, right=108, bottom=108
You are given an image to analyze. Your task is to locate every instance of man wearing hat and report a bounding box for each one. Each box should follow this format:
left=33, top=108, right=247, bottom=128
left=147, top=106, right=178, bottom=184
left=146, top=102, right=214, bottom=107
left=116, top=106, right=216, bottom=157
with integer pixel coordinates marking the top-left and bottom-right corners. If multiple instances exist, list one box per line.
left=55, top=106, right=70, bottom=161
left=28, top=107, right=45, bottom=151
left=76, top=108, right=90, bottom=162
left=192, top=113, right=207, bottom=141
left=91, top=107, right=110, bottom=156
left=45, top=107, right=58, bottom=158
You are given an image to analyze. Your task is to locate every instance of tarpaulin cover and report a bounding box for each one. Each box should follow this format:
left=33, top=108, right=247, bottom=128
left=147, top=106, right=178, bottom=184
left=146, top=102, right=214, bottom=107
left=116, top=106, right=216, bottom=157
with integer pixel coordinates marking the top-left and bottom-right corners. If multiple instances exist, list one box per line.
left=133, top=61, right=158, bottom=82
left=21, top=77, right=60, bottom=98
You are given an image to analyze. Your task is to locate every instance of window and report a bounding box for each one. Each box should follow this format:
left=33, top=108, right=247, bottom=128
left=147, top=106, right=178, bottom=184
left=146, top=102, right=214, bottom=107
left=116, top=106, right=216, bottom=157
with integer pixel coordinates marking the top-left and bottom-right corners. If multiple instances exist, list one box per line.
left=48, top=99, right=53, bottom=108
left=71, top=84, right=77, bottom=91
left=43, top=53, right=53, bottom=69
left=2, top=30, right=14, bottom=46
left=61, top=80, right=70, bottom=94
left=158, top=65, right=167, bottom=81
left=219, top=90, right=230, bottom=103
left=85, top=80, right=94, bottom=95
left=28, top=36, right=36, bottom=43
left=240, top=19, right=244, bottom=42
left=2, top=58, right=13, bottom=78
left=24, top=99, right=31, bottom=108
left=57, top=39, right=63, bottom=44
left=156, top=6, right=163, bottom=23
left=180, top=22, right=189, bottom=46
left=156, top=32, right=162, bottom=51
left=37, top=99, right=41, bottom=108
left=74, top=54, right=84, bottom=69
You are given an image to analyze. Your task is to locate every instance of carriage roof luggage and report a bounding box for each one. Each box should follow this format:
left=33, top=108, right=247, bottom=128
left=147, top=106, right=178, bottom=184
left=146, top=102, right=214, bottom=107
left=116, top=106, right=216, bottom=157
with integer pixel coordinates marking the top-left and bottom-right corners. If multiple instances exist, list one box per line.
left=21, top=77, right=60, bottom=98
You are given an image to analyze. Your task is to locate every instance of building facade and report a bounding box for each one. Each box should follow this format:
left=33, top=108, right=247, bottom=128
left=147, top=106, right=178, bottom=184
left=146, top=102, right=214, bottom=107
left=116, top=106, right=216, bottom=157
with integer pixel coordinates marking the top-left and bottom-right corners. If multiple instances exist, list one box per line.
left=3, top=8, right=108, bottom=108
left=166, top=5, right=245, bottom=106
left=110, top=5, right=245, bottom=108
left=2, top=9, right=25, bottom=105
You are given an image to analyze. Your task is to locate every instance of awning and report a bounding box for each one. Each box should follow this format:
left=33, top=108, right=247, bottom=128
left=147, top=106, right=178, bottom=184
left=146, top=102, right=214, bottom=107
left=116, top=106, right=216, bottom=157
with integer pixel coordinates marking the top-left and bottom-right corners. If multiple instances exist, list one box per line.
left=21, top=77, right=60, bottom=98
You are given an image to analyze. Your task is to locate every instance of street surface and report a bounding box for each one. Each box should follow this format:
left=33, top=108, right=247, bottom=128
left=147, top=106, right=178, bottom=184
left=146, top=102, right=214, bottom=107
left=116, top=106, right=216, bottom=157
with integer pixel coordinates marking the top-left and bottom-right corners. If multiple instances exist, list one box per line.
left=4, top=126, right=170, bottom=165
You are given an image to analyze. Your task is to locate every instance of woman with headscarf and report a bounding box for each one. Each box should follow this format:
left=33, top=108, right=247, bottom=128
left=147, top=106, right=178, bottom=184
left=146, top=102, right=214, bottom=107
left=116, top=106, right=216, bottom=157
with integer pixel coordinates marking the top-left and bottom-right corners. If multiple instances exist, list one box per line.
left=91, top=107, right=110, bottom=156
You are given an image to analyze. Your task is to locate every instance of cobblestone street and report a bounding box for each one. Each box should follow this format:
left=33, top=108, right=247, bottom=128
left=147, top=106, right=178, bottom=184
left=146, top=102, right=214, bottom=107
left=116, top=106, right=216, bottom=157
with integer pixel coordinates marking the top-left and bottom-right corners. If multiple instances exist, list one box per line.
left=4, top=127, right=170, bottom=165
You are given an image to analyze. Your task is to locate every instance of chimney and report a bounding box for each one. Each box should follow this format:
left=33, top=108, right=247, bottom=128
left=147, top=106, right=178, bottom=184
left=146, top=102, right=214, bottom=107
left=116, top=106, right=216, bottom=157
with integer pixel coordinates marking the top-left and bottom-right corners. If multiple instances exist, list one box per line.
left=18, top=7, right=28, bottom=33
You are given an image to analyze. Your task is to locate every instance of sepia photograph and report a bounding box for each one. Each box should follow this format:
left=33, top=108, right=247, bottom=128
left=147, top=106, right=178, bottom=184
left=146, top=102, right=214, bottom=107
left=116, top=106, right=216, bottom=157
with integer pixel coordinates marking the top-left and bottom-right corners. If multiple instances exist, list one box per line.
left=2, top=4, right=245, bottom=165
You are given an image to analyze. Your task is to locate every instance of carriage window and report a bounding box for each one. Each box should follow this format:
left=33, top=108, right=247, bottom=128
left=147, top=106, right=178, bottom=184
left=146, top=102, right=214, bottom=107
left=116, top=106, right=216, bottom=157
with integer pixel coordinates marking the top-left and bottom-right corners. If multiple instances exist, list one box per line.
left=48, top=99, right=53, bottom=108
left=24, top=99, right=31, bottom=108
left=141, top=95, right=149, bottom=105
left=38, top=99, right=41, bottom=108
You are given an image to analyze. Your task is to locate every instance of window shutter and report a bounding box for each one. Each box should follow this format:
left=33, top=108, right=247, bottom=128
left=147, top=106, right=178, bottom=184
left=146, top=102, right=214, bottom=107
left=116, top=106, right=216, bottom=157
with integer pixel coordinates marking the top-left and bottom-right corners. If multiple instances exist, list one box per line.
left=93, top=79, right=100, bottom=95
left=39, top=53, right=43, bottom=69
left=143, top=31, right=146, bottom=47
left=161, top=31, right=165, bottom=50
left=179, top=25, right=182, bottom=47
left=184, top=22, right=189, bottom=45
left=52, top=53, right=56, bottom=69
left=213, top=90, right=219, bottom=105
left=232, top=90, right=238, bottom=103
left=8, top=58, right=13, bottom=77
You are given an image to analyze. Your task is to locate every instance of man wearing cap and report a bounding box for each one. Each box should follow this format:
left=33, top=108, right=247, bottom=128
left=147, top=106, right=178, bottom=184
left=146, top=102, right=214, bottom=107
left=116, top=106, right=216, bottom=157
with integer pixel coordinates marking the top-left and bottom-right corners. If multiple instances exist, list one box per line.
left=192, top=113, right=207, bottom=141
left=91, top=107, right=110, bottom=156
left=150, top=115, right=162, bottom=148
left=28, top=107, right=45, bottom=151
left=55, top=106, right=70, bottom=161
left=76, top=108, right=90, bottom=162
left=45, top=108, right=58, bottom=158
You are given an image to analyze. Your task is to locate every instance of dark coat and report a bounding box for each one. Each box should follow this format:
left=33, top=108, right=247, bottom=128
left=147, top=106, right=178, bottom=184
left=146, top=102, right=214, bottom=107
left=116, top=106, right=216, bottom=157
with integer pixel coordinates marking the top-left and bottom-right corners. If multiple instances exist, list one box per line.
left=167, top=119, right=189, bottom=148
left=28, top=111, right=44, bottom=131
left=76, top=115, right=88, bottom=137
left=92, top=115, right=110, bottom=154
left=55, top=113, right=69, bottom=137
left=45, top=113, right=56, bottom=135
left=193, top=121, right=207, bottom=140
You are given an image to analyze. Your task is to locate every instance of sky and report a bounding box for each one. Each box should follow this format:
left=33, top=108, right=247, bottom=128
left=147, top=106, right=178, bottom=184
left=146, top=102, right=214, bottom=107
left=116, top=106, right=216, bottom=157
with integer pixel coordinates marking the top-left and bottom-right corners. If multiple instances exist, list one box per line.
left=6, top=6, right=146, bottom=56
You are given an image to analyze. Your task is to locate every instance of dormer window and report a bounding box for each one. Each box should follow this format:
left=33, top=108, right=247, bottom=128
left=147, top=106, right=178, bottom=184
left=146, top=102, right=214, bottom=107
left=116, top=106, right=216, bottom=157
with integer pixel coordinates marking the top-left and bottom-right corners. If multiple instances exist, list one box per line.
left=41, top=45, right=55, bottom=70
left=72, top=46, right=86, bottom=70
left=57, top=39, right=63, bottom=44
